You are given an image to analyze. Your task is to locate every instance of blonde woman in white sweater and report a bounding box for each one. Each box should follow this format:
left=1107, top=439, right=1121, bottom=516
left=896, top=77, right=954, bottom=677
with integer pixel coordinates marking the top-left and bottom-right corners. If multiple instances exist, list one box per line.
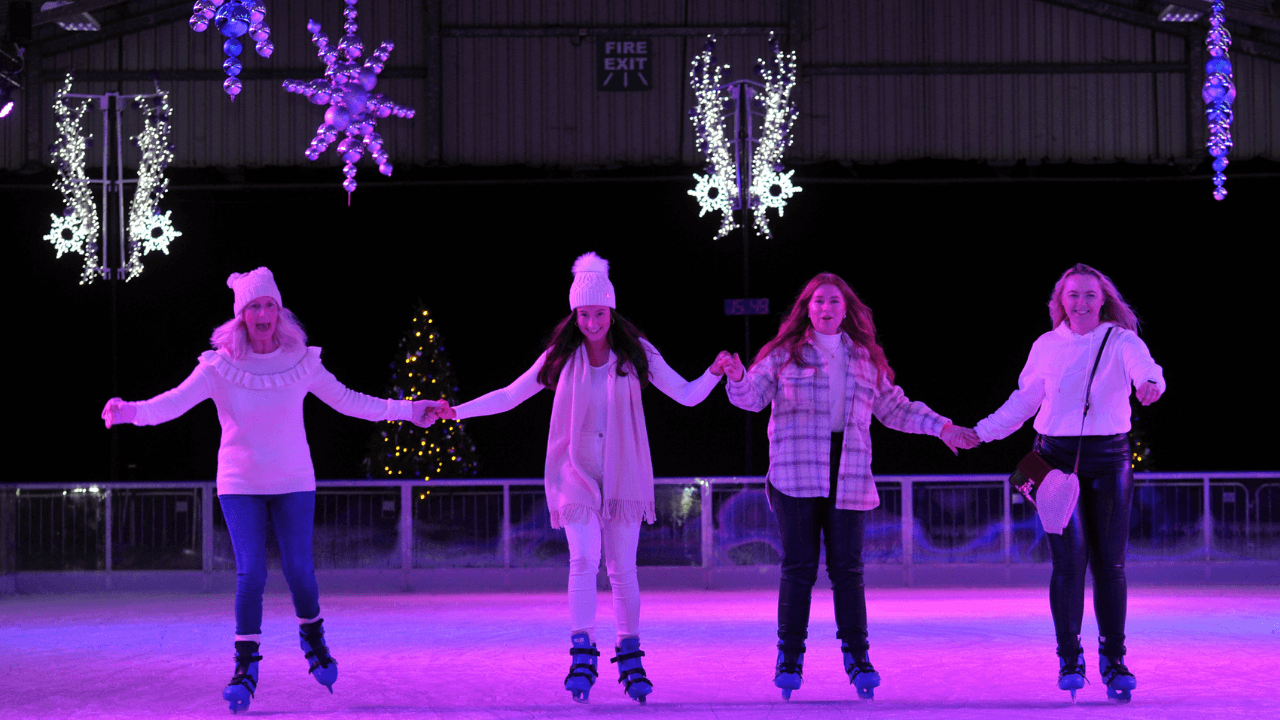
left=101, top=268, right=443, bottom=713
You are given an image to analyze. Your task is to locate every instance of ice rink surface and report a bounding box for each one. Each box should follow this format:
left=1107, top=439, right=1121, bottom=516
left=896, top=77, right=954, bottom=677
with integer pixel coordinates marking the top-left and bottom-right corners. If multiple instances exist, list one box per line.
left=2, top=586, right=1277, bottom=720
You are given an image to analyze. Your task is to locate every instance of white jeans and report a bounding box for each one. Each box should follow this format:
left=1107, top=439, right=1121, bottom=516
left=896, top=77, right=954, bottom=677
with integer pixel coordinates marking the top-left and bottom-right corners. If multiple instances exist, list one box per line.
left=563, top=512, right=642, bottom=646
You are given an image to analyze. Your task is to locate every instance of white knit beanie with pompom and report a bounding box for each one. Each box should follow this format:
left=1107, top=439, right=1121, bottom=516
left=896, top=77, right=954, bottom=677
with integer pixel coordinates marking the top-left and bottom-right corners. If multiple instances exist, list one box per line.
left=227, top=267, right=282, bottom=317
left=568, top=252, right=616, bottom=310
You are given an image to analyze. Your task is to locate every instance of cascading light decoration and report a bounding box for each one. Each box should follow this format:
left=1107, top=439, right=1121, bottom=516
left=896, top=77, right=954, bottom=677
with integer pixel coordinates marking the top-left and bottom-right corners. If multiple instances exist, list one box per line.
left=188, top=0, right=273, bottom=100
left=282, top=0, right=415, bottom=201
left=44, top=73, right=101, bottom=285
left=686, top=36, right=739, bottom=239
left=125, top=84, right=181, bottom=281
left=748, top=33, right=801, bottom=239
left=1203, top=0, right=1235, bottom=201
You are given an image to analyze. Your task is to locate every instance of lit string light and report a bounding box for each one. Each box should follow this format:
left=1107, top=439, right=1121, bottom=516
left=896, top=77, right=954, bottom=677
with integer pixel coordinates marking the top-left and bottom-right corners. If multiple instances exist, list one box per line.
left=44, top=74, right=100, bottom=285
left=1203, top=1, right=1234, bottom=201
left=748, top=34, right=801, bottom=239
left=125, top=84, right=181, bottom=280
left=687, top=37, right=739, bottom=238
left=282, top=0, right=415, bottom=201
left=687, top=34, right=802, bottom=240
left=188, top=0, right=273, bottom=100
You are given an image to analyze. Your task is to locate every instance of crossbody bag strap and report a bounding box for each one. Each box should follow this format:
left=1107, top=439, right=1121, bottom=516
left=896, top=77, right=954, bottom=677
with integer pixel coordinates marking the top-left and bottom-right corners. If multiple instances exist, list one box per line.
left=1073, top=326, right=1115, bottom=475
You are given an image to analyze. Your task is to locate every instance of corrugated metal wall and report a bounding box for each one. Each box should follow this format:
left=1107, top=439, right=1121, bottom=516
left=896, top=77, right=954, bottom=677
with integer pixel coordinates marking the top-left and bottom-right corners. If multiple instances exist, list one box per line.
left=3, top=0, right=1277, bottom=170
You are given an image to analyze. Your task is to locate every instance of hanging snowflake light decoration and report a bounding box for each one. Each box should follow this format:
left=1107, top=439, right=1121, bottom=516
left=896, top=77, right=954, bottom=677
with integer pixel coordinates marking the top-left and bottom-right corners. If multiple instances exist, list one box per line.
left=188, top=0, right=273, bottom=100
left=282, top=0, right=415, bottom=201
left=1203, top=0, right=1234, bottom=201
left=748, top=34, right=801, bottom=239
left=44, top=73, right=101, bottom=285
left=687, top=36, right=739, bottom=239
left=125, top=84, right=181, bottom=281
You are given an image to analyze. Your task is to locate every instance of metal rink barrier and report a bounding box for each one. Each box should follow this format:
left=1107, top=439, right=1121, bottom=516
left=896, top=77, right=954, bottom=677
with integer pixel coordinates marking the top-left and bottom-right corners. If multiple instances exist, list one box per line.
left=3, top=473, right=1278, bottom=582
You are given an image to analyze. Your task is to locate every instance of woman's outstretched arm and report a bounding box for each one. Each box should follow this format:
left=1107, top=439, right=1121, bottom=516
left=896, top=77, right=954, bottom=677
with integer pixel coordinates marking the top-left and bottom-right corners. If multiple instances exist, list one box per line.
left=106, top=365, right=214, bottom=428
left=644, top=341, right=724, bottom=406
left=449, top=351, right=548, bottom=421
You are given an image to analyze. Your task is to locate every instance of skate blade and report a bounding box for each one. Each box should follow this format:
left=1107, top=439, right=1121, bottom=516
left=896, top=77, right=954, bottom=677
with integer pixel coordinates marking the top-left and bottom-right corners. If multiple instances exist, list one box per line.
left=1107, top=689, right=1132, bottom=704
left=570, top=692, right=590, bottom=704
left=857, top=688, right=875, bottom=701
left=780, top=688, right=792, bottom=700
left=1069, top=689, right=1077, bottom=703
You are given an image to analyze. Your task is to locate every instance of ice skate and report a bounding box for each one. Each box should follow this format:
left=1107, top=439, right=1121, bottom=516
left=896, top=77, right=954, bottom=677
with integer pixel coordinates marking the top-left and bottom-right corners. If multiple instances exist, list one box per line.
left=221, top=640, right=261, bottom=714
left=1058, top=651, right=1087, bottom=702
left=1100, top=653, right=1136, bottom=703
left=773, top=642, right=804, bottom=700
left=610, top=636, right=653, bottom=704
left=299, top=619, right=338, bottom=693
left=841, top=642, right=881, bottom=700
left=564, top=633, right=600, bottom=703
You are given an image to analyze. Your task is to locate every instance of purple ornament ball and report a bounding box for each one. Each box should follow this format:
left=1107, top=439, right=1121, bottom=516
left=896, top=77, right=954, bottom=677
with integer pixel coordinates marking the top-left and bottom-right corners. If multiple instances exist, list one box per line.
left=223, top=37, right=243, bottom=57
left=249, top=22, right=270, bottom=42
left=357, top=68, right=378, bottom=91
left=215, top=3, right=251, bottom=38
left=1212, top=157, right=1229, bottom=173
left=310, top=90, right=331, bottom=105
left=343, top=177, right=358, bottom=193
left=249, top=1, right=266, bottom=23
left=325, top=105, right=352, bottom=131
left=223, top=76, right=243, bottom=97
left=189, top=14, right=210, bottom=32
left=378, top=163, right=393, bottom=177
left=1213, top=187, right=1227, bottom=201
left=256, top=39, right=273, bottom=58
left=223, top=57, right=242, bottom=76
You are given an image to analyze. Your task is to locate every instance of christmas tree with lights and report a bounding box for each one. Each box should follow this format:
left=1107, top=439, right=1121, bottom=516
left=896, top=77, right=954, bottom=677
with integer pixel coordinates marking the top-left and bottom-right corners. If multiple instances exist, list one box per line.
left=364, top=303, right=479, bottom=480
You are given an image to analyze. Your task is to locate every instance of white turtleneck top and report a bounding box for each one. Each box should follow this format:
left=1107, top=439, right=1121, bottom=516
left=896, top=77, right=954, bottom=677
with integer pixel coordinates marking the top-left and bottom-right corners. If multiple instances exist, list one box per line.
left=813, top=330, right=847, bottom=431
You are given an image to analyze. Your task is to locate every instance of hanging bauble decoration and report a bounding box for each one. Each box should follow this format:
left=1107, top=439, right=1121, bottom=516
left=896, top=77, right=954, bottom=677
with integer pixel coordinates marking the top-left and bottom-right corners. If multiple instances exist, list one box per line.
left=282, top=0, right=415, bottom=202
left=1202, top=0, right=1234, bottom=201
left=189, top=0, right=273, bottom=100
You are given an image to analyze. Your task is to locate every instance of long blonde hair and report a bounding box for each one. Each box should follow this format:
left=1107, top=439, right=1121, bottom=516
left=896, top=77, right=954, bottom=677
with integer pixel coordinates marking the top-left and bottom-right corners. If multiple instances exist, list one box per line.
left=210, top=307, right=308, bottom=359
left=1048, top=263, right=1139, bottom=332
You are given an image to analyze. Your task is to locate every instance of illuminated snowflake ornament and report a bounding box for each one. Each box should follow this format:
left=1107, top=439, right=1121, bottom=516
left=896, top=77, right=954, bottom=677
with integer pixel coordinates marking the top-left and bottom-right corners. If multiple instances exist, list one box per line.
left=125, top=85, right=181, bottom=280
left=748, top=35, right=801, bottom=239
left=282, top=0, right=415, bottom=201
left=1203, top=1, right=1234, bottom=201
left=687, top=34, right=801, bottom=241
left=687, top=37, right=739, bottom=239
left=45, top=74, right=101, bottom=285
left=189, top=0, right=273, bottom=100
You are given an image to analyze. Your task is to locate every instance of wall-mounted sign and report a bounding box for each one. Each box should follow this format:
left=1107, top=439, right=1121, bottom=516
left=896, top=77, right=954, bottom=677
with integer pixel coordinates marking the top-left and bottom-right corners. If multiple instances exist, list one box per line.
left=598, top=38, right=652, bottom=91
left=724, top=299, right=770, bottom=316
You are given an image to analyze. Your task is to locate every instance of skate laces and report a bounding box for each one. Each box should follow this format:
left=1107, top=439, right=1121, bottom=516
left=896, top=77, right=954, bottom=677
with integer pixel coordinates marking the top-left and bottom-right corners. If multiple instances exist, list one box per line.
left=300, top=623, right=334, bottom=670
left=1101, top=657, right=1133, bottom=682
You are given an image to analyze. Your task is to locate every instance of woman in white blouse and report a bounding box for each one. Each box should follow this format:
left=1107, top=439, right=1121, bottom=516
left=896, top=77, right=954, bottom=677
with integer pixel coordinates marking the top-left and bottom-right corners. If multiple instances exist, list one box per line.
left=975, top=263, right=1165, bottom=703
left=439, top=252, right=732, bottom=704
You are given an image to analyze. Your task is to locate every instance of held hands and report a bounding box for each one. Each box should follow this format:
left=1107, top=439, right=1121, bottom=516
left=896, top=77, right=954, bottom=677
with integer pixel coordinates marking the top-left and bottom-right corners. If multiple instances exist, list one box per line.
left=940, top=422, right=980, bottom=455
left=101, top=398, right=136, bottom=429
left=411, top=400, right=450, bottom=428
left=1135, top=380, right=1163, bottom=406
left=711, top=351, right=745, bottom=382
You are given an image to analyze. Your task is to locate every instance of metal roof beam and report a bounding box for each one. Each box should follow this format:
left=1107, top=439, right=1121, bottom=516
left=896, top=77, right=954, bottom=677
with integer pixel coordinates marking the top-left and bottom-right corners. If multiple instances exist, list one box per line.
left=31, top=2, right=188, bottom=55
left=803, top=62, right=1188, bottom=76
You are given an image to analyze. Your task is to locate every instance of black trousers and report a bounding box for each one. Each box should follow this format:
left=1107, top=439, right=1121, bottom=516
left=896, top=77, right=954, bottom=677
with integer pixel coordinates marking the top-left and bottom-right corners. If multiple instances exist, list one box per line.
left=1035, top=433, right=1133, bottom=659
left=769, top=431, right=870, bottom=654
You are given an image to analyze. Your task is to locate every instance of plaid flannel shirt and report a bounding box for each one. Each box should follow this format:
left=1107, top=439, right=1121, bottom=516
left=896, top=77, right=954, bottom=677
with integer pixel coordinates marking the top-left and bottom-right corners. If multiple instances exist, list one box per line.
left=727, top=333, right=950, bottom=510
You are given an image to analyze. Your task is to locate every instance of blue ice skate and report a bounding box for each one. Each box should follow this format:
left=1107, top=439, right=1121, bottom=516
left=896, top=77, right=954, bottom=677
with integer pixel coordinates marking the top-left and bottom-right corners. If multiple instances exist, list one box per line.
left=773, top=642, right=804, bottom=700
left=222, top=640, right=261, bottom=714
left=299, top=619, right=338, bottom=693
left=1100, top=654, right=1136, bottom=704
left=610, top=636, right=653, bottom=704
left=564, top=633, right=600, bottom=703
left=1058, top=651, right=1087, bottom=702
left=841, top=642, right=881, bottom=700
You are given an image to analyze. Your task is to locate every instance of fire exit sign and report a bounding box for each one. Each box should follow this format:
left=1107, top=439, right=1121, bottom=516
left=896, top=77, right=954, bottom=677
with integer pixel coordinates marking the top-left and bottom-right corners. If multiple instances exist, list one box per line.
left=598, top=37, right=652, bottom=91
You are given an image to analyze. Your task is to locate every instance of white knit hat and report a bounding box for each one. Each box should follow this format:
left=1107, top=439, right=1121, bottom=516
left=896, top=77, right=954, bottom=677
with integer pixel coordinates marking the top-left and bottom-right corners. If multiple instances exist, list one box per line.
left=568, top=252, right=616, bottom=310
left=227, top=267, right=282, bottom=317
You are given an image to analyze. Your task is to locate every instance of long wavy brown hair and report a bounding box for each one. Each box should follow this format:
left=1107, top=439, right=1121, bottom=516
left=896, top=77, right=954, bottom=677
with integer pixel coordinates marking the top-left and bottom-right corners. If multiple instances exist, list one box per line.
left=536, top=309, right=652, bottom=388
left=752, top=273, right=894, bottom=384
left=1048, top=263, right=1139, bottom=332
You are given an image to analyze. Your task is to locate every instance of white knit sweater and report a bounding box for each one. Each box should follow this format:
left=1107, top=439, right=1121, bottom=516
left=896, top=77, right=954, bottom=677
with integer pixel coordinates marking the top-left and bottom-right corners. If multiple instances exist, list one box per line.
left=130, top=345, right=418, bottom=495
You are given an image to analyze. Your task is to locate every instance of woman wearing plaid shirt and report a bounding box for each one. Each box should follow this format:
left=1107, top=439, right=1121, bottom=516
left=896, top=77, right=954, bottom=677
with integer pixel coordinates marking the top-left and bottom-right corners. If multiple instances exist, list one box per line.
left=724, top=272, right=978, bottom=700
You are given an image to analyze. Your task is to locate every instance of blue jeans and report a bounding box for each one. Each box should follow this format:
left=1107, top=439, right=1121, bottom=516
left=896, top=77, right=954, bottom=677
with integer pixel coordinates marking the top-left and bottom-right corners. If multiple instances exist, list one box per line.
left=219, top=492, right=321, bottom=636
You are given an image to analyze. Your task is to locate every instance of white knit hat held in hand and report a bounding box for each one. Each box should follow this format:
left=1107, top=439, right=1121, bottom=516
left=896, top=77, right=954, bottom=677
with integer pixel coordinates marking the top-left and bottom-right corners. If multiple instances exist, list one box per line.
left=568, top=252, right=616, bottom=310
left=1036, top=469, right=1081, bottom=535
left=227, top=267, right=282, bottom=317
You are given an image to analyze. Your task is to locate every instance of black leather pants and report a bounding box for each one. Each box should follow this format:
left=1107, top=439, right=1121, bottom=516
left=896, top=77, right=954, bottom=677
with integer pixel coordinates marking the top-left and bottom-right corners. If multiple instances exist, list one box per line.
left=1035, top=433, right=1133, bottom=659
left=769, top=432, right=870, bottom=654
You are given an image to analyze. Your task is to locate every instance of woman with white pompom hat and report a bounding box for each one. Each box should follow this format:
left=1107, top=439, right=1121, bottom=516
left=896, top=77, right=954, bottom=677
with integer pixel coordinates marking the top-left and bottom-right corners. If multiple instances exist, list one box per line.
left=441, top=252, right=736, bottom=704
left=101, top=267, right=446, bottom=713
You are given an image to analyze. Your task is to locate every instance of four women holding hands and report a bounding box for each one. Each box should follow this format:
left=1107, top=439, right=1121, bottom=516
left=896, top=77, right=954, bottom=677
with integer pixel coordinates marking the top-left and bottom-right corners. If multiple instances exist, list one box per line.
left=102, top=257, right=1162, bottom=709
